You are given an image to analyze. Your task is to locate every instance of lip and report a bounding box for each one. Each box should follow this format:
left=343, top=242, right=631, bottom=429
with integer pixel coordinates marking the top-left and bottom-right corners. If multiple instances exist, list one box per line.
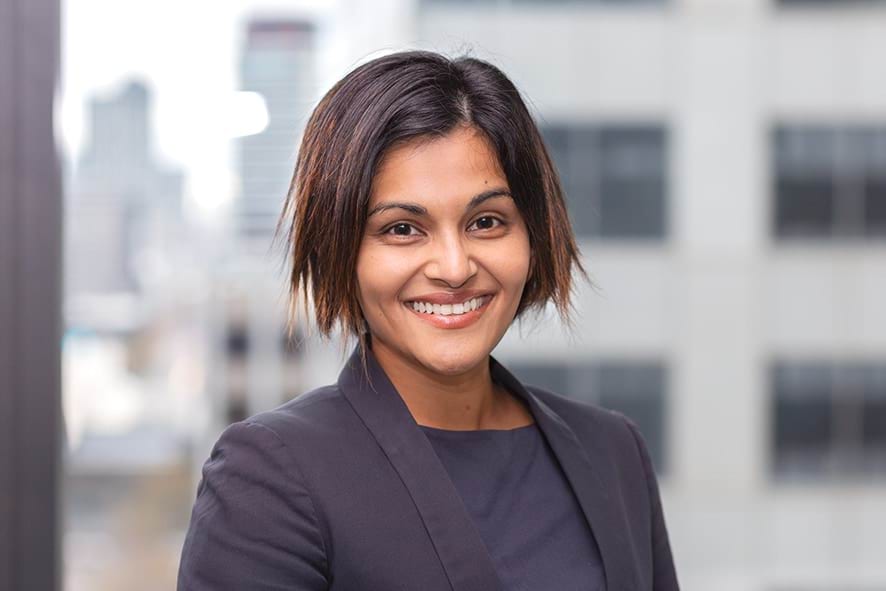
left=403, top=293, right=494, bottom=330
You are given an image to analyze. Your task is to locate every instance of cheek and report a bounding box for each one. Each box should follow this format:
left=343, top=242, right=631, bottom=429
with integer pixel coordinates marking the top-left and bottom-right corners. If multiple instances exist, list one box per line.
left=509, top=249, right=532, bottom=289
left=481, top=236, right=531, bottom=293
left=507, top=231, right=532, bottom=287
left=355, top=244, right=409, bottom=310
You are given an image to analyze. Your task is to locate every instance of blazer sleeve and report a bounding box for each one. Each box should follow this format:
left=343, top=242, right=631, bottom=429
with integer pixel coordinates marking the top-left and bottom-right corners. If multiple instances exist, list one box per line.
left=177, top=420, right=330, bottom=590
left=622, top=415, right=681, bottom=591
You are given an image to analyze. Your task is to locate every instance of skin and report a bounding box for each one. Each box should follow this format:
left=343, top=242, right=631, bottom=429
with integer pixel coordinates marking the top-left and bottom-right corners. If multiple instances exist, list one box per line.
left=355, top=125, right=535, bottom=430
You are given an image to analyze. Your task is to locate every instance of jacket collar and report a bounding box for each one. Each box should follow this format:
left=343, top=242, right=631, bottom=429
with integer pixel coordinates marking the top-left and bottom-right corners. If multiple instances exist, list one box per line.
left=337, top=345, right=636, bottom=591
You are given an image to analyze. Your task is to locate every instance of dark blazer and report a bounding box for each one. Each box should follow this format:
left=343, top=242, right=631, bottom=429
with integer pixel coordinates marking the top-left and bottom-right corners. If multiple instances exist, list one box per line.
left=178, top=346, right=680, bottom=591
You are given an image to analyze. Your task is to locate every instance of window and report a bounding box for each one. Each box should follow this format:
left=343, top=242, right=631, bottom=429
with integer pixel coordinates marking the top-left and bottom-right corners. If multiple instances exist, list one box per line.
left=507, top=360, right=669, bottom=474
left=541, top=124, right=668, bottom=239
left=772, top=126, right=886, bottom=240
left=771, top=361, right=886, bottom=481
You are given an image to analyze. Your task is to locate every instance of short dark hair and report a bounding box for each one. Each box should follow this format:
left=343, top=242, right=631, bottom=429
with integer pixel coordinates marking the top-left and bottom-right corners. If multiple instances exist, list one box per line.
left=275, top=50, right=589, bottom=352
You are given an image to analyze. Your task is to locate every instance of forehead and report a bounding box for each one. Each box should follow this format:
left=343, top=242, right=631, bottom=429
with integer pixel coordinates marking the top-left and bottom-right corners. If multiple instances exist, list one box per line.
left=369, top=127, right=508, bottom=207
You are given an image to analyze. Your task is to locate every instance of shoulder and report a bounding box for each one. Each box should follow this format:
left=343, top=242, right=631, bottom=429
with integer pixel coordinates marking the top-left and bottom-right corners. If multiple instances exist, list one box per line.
left=245, top=384, right=351, bottom=433
left=180, top=395, right=333, bottom=588
left=200, top=383, right=363, bottom=494
left=241, top=383, right=357, bottom=445
left=196, top=384, right=350, bottom=501
left=188, top=385, right=353, bottom=557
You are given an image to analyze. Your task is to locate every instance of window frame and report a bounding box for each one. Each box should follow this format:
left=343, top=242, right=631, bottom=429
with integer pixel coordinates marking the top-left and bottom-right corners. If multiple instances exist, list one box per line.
left=0, top=0, right=63, bottom=587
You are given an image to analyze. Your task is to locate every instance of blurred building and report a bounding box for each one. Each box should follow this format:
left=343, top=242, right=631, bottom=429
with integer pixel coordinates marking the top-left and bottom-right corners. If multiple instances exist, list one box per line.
left=62, top=77, right=199, bottom=475
left=203, top=17, right=319, bottom=440
left=62, top=81, right=206, bottom=591
left=236, top=18, right=316, bottom=253
left=65, top=80, right=185, bottom=297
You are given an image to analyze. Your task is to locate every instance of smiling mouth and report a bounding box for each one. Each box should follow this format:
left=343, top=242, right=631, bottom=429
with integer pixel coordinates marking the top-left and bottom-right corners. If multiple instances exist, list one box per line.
left=404, top=295, right=493, bottom=317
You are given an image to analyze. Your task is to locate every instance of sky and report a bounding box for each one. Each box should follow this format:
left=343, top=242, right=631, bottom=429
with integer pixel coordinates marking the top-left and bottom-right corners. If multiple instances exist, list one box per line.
left=60, top=0, right=335, bottom=224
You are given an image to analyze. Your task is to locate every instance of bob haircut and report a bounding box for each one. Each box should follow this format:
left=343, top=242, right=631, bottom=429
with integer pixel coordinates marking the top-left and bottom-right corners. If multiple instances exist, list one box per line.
left=275, top=50, right=588, bottom=354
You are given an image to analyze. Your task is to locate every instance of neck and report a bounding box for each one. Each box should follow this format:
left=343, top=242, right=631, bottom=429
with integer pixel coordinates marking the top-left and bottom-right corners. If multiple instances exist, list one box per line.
left=368, top=338, right=515, bottom=431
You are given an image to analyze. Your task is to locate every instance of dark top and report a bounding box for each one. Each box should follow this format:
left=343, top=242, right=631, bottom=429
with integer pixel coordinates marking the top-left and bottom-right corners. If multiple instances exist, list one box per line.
left=419, top=422, right=606, bottom=591
left=177, top=346, right=681, bottom=590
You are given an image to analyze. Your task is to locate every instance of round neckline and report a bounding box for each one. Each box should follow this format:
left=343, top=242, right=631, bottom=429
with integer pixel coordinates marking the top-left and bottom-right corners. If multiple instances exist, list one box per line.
left=418, top=422, right=537, bottom=436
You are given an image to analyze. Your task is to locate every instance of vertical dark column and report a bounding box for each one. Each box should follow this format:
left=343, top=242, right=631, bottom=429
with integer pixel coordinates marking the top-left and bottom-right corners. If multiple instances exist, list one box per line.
left=0, top=0, right=62, bottom=588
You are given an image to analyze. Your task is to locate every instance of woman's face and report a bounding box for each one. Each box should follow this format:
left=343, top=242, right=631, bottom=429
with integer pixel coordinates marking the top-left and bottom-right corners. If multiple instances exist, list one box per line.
left=356, top=125, right=531, bottom=378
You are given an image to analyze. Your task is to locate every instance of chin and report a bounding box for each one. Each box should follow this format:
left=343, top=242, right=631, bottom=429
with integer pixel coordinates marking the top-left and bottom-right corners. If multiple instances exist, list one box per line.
left=415, top=344, right=488, bottom=378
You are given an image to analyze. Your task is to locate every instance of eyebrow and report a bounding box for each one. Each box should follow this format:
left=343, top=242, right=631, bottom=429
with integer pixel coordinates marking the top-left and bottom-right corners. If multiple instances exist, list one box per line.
left=366, top=187, right=513, bottom=218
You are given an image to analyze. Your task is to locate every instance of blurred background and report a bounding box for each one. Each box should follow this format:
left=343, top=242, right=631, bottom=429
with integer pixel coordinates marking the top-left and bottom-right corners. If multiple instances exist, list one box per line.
left=5, top=0, right=885, bottom=588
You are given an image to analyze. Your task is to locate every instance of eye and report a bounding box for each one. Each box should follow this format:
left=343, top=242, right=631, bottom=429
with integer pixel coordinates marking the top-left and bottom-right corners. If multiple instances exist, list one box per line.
left=468, top=216, right=504, bottom=232
left=384, top=222, right=421, bottom=237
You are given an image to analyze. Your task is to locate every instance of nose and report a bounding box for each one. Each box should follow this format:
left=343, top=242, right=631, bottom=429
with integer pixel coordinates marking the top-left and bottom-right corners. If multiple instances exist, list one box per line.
left=424, top=231, right=478, bottom=288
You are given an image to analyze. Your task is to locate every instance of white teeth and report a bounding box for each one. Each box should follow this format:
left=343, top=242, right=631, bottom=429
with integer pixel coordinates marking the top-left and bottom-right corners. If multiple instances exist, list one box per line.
left=408, top=296, right=489, bottom=316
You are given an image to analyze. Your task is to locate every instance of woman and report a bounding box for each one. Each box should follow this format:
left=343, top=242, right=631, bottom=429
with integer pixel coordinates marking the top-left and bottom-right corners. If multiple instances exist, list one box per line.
left=178, top=50, right=680, bottom=591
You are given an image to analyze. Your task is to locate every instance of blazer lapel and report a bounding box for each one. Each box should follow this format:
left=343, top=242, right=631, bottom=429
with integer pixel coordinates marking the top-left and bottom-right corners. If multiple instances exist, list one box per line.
left=490, top=356, right=638, bottom=591
left=337, top=347, right=503, bottom=591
